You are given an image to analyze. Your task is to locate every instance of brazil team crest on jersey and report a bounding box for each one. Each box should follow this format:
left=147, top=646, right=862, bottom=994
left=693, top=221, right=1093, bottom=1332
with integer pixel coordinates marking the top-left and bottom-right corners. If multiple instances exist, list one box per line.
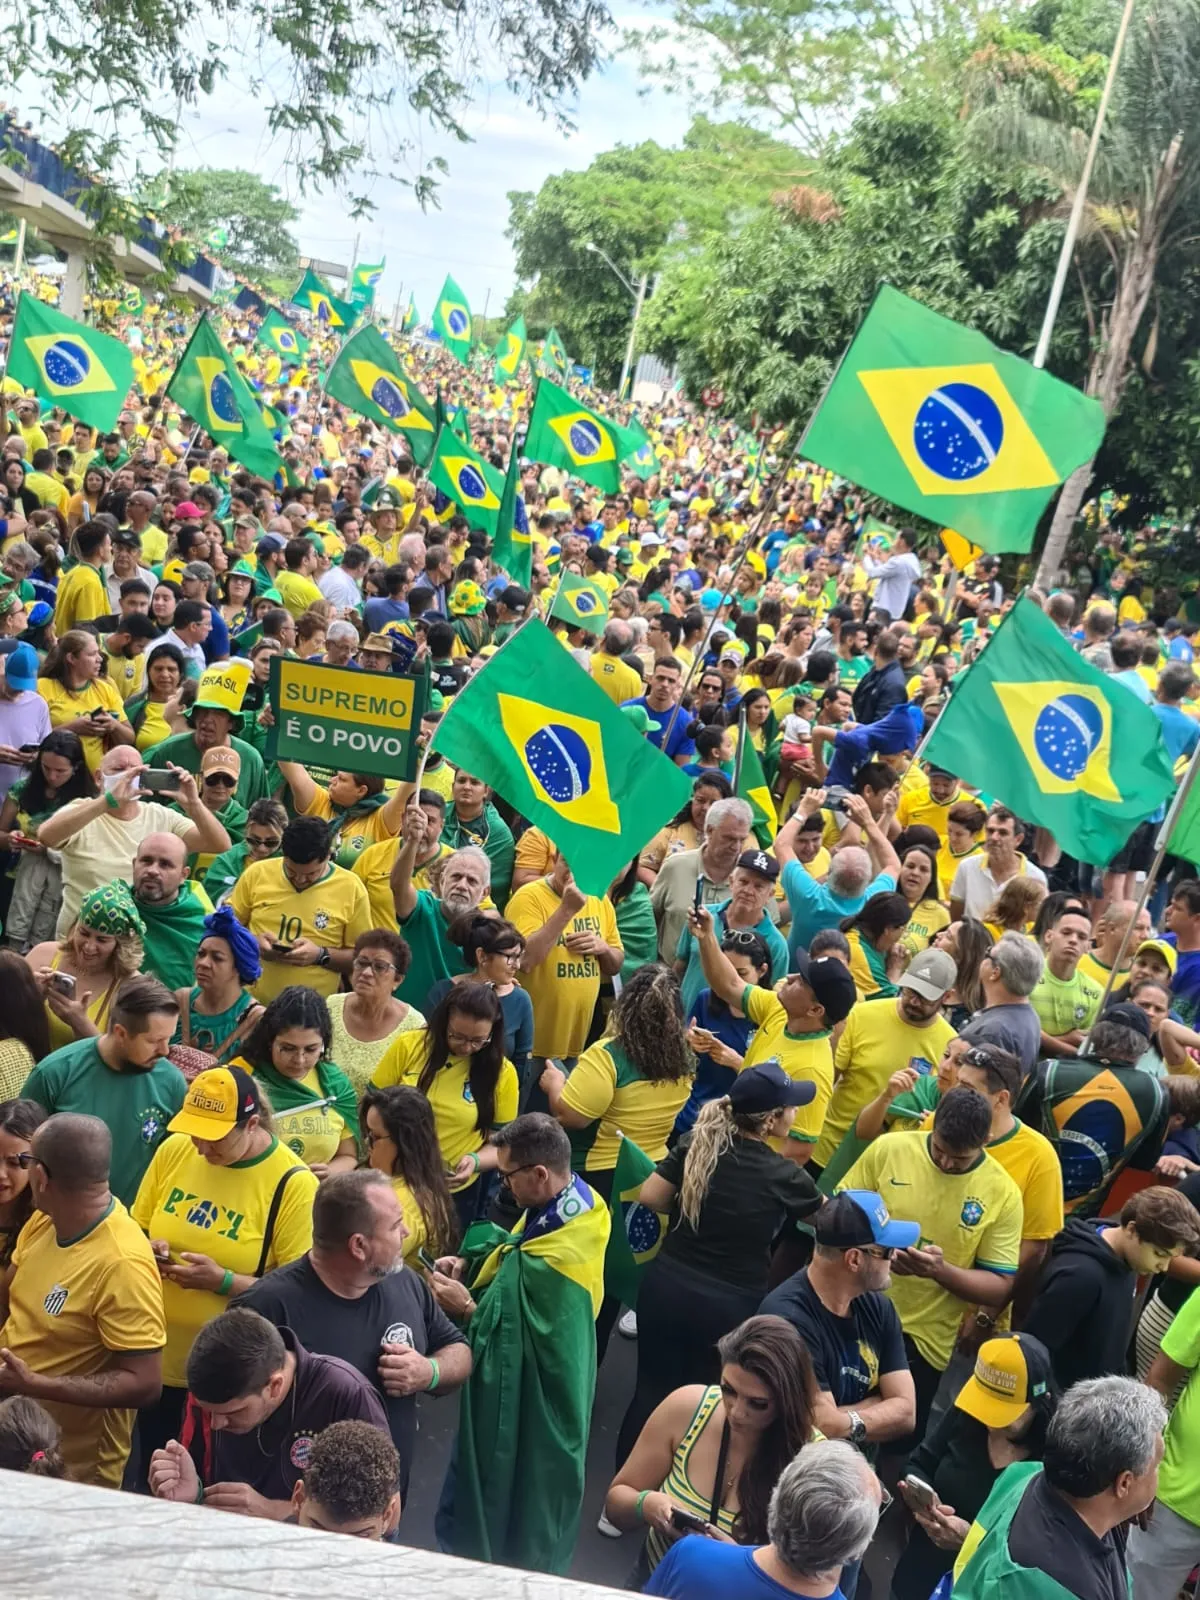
left=140, top=1106, right=167, bottom=1144
left=960, top=1198, right=984, bottom=1227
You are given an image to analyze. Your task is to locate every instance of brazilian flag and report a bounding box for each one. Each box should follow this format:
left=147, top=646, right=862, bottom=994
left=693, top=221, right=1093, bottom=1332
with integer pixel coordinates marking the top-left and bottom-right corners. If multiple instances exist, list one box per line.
left=802, top=283, right=1107, bottom=553
left=550, top=572, right=609, bottom=636
left=256, top=308, right=309, bottom=367
left=493, top=315, right=526, bottom=384
left=523, top=377, right=648, bottom=494
left=925, top=596, right=1175, bottom=861
left=401, top=295, right=418, bottom=333
left=7, top=294, right=135, bottom=433
left=735, top=735, right=776, bottom=849
left=432, top=273, right=472, bottom=365
left=165, top=315, right=282, bottom=479
left=350, top=259, right=385, bottom=306
left=427, top=425, right=505, bottom=534
left=432, top=619, right=692, bottom=895
left=492, top=441, right=532, bottom=587
left=122, top=286, right=144, bottom=314
left=291, top=266, right=357, bottom=329
left=604, top=1134, right=666, bottom=1306
left=449, top=404, right=471, bottom=443
left=623, top=415, right=657, bottom=482
left=324, top=324, right=437, bottom=464
left=539, top=325, right=570, bottom=378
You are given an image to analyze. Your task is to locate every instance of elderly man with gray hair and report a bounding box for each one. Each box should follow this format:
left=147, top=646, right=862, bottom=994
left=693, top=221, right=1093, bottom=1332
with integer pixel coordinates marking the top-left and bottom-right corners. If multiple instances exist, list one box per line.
left=651, top=794, right=756, bottom=963
left=957, top=929, right=1045, bottom=1075
left=389, top=796, right=494, bottom=1010
left=954, top=1376, right=1166, bottom=1600
left=645, top=1439, right=884, bottom=1598
left=777, top=787, right=901, bottom=962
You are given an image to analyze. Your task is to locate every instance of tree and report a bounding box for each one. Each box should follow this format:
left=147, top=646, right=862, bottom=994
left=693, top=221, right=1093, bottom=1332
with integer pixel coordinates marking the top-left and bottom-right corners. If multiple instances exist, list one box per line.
left=2, top=0, right=611, bottom=213
left=137, top=168, right=300, bottom=278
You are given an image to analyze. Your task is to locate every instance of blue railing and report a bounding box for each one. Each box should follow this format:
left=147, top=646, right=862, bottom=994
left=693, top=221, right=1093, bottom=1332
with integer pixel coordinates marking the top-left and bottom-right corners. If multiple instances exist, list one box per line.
left=0, top=117, right=217, bottom=293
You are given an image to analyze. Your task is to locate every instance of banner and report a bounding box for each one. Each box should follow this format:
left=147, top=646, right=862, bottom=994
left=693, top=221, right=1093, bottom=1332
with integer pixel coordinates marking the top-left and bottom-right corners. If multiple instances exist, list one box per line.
left=266, top=658, right=428, bottom=780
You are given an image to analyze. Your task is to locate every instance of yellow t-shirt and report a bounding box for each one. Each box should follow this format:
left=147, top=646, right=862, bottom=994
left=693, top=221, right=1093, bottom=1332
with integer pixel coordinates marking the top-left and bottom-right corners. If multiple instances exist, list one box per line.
left=741, top=984, right=833, bottom=1145
left=814, top=1000, right=957, bottom=1169
left=508, top=879, right=622, bottom=1058
left=1077, top=950, right=1128, bottom=992
left=914, top=1113, right=1063, bottom=1243
left=54, top=563, right=110, bottom=633
left=105, top=644, right=147, bottom=703
left=131, top=1133, right=317, bottom=1387
left=303, top=785, right=399, bottom=850
left=228, top=858, right=373, bottom=1002
left=258, top=1065, right=350, bottom=1167
left=392, top=1177, right=428, bottom=1265
left=937, top=840, right=983, bottom=901
left=138, top=525, right=169, bottom=565
left=0, top=1200, right=166, bottom=1486
left=590, top=652, right=643, bottom=706
left=275, top=568, right=325, bottom=620
left=896, top=782, right=962, bottom=843
left=38, top=674, right=128, bottom=773
left=370, top=1029, right=519, bottom=1178
left=26, top=469, right=69, bottom=512
left=840, top=1133, right=1022, bottom=1370
left=351, top=837, right=452, bottom=932
left=902, top=898, right=951, bottom=956
left=513, top=825, right=559, bottom=880
left=560, top=1037, right=692, bottom=1170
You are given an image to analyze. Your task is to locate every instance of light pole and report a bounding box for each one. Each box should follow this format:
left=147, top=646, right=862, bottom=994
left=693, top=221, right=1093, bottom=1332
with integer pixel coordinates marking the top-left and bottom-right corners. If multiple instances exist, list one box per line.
left=584, top=241, right=648, bottom=398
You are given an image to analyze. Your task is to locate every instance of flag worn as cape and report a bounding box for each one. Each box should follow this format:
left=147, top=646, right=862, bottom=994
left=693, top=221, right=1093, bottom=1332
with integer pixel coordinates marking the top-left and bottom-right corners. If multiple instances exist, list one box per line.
left=137, top=879, right=213, bottom=991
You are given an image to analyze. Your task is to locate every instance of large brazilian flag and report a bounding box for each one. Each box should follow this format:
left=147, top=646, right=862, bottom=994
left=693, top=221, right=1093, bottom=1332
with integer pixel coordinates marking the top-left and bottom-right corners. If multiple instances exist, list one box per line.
left=165, top=315, right=281, bottom=478
left=8, top=295, right=134, bottom=433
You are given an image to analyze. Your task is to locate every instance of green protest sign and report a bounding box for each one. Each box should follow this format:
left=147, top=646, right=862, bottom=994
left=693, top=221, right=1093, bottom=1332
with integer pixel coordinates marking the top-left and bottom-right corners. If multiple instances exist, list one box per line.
left=267, top=657, right=428, bottom=781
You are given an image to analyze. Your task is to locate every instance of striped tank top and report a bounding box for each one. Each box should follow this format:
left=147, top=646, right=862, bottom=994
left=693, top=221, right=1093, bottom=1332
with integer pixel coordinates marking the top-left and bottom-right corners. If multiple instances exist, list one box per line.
left=646, top=1386, right=738, bottom=1570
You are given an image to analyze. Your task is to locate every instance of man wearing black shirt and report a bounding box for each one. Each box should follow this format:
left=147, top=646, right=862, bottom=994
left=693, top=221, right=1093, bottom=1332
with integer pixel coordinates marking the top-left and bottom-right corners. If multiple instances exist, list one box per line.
left=234, top=1170, right=469, bottom=1497
left=761, top=1189, right=916, bottom=1448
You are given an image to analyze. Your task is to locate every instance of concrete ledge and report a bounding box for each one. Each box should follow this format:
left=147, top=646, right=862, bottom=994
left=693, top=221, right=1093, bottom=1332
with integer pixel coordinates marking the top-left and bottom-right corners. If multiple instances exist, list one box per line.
left=0, top=1470, right=631, bottom=1600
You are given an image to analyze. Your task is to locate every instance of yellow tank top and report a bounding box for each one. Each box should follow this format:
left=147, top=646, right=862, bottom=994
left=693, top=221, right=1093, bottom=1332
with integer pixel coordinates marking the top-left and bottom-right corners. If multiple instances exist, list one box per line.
left=646, top=1386, right=738, bottom=1570
left=44, top=953, right=120, bottom=1055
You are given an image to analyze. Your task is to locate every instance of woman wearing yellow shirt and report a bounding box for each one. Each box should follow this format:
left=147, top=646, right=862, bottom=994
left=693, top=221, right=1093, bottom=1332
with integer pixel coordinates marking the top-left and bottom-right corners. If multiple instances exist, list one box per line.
left=66, top=465, right=109, bottom=530
left=370, top=982, right=519, bottom=1230
left=981, top=877, right=1047, bottom=946
left=126, top=644, right=189, bottom=753
left=638, top=773, right=733, bottom=881
left=937, top=801, right=987, bottom=900
left=130, top=1064, right=318, bottom=1483
left=231, top=987, right=359, bottom=1178
left=37, top=629, right=133, bottom=773
left=842, top=891, right=912, bottom=1000
left=898, top=846, right=951, bottom=956
left=360, top=1083, right=459, bottom=1265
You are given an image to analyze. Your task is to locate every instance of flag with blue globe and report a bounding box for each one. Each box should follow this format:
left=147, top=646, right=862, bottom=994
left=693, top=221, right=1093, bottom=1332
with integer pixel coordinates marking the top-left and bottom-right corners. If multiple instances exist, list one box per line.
left=8, top=293, right=135, bottom=433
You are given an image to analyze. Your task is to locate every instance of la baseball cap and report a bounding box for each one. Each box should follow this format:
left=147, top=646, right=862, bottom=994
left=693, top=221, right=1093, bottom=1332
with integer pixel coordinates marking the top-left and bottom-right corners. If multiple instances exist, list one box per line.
left=728, top=1059, right=816, bottom=1115
left=169, top=1066, right=262, bottom=1140
left=899, top=948, right=957, bottom=1002
left=735, top=848, right=779, bottom=883
left=814, top=1190, right=920, bottom=1250
left=791, top=949, right=857, bottom=1026
left=955, top=1334, right=1054, bottom=1429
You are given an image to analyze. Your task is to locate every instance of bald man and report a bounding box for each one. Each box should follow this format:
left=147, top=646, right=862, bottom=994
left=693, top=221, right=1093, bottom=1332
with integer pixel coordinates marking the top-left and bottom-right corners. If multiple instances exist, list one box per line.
left=0, top=1110, right=166, bottom=1486
left=131, top=833, right=217, bottom=989
left=1078, top=898, right=1152, bottom=992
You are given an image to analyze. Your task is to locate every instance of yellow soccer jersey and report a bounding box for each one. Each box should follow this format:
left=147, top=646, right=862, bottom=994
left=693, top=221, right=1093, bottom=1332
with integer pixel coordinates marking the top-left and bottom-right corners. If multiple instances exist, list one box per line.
left=228, top=858, right=373, bottom=1002
left=371, top=1030, right=519, bottom=1178
left=741, top=984, right=833, bottom=1146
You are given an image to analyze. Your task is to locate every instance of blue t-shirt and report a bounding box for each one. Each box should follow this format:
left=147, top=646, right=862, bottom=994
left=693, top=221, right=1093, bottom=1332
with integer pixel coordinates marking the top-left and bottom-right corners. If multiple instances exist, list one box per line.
left=363, top=596, right=411, bottom=631
left=675, top=988, right=756, bottom=1136
left=624, top=695, right=696, bottom=762
left=646, top=1538, right=846, bottom=1600
left=1163, top=934, right=1200, bottom=1029
left=782, top=857, right=896, bottom=962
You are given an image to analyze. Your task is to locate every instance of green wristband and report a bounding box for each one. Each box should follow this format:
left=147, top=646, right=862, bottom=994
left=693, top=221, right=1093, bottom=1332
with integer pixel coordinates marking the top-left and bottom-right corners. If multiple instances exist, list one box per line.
left=636, top=1489, right=651, bottom=1523
left=426, top=1356, right=440, bottom=1393
left=216, top=1269, right=234, bottom=1297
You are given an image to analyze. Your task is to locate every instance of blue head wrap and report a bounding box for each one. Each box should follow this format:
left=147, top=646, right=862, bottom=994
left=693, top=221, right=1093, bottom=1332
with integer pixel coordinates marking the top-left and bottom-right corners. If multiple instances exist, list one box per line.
left=203, top=904, right=262, bottom=985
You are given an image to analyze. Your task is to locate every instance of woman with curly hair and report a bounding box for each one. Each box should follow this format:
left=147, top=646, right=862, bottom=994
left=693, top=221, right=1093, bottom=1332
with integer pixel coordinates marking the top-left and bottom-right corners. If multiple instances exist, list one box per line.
left=360, top=1083, right=459, bottom=1264
left=26, top=881, right=145, bottom=1052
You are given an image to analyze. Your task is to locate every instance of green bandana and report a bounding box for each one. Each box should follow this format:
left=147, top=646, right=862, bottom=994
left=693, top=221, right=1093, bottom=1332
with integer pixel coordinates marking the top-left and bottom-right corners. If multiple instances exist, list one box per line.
left=80, top=880, right=146, bottom=939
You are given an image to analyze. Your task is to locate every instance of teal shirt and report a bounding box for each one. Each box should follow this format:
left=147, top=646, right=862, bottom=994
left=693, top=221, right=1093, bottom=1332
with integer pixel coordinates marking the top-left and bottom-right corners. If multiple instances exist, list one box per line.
left=397, top=889, right=471, bottom=1011
left=21, top=1039, right=186, bottom=1207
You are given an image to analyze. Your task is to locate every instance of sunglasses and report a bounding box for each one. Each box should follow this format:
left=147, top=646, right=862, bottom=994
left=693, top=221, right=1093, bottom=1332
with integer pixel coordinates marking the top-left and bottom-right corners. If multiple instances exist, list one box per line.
left=203, top=773, right=237, bottom=788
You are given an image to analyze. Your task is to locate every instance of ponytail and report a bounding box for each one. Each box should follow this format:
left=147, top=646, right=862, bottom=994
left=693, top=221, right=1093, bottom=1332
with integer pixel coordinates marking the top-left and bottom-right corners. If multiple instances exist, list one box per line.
left=678, top=1096, right=774, bottom=1230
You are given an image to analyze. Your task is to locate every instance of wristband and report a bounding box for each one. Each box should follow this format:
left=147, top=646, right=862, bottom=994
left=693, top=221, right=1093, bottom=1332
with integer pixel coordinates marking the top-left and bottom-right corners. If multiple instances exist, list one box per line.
left=216, top=1269, right=234, bottom=1297
left=636, top=1490, right=651, bottom=1523
left=468, top=1150, right=481, bottom=1173
left=426, top=1356, right=440, bottom=1393
left=103, top=788, right=121, bottom=811
left=195, top=1480, right=205, bottom=1504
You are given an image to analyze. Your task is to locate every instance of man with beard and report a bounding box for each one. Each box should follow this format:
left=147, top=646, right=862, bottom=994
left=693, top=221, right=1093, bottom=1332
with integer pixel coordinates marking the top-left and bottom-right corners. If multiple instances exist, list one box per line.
left=131, top=832, right=215, bottom=991
left=388, top=801, right=494, bottom=1011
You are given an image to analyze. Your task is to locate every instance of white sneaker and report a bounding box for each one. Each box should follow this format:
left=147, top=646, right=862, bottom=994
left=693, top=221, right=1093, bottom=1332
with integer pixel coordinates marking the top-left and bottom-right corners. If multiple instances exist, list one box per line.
left=618, top=1310, right=638, bottom=1339
left=597, top=1512, right=623, bottom=1539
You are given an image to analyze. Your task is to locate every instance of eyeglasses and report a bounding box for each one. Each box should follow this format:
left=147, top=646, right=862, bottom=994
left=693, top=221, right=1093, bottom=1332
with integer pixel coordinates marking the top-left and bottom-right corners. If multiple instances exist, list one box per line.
left=487, top=949, right=522, bottom=965
left=499, top=1161, right=540, bottom=1188
left=447, top=1027, right=493, bottom=1053
left=861, top=1245, right=895, bottom=1261
left=274, top=1041, right=324, bottom=1060
left=362, top=1127, right=392, bottom=1149
left=352, top=956, right=397, bottom=977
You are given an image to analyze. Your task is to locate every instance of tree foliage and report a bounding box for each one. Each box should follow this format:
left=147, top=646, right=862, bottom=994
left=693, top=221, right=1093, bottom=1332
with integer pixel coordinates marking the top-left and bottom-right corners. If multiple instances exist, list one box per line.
left=136, top=169, right=300, bottom=278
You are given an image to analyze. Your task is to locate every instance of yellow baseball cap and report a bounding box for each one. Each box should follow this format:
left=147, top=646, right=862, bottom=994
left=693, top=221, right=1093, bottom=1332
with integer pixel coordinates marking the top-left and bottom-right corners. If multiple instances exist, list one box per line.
left=169, top=1066, right=262, bottom=1140
left=1134, top=938, right=1178, bottom=976
left=955, top=1335, right=1053, bottom=1429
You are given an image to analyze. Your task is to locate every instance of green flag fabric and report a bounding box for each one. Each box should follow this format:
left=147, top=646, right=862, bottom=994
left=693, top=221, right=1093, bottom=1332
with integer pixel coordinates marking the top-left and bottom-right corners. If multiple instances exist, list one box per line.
left=431, top=619, right=693, bottom=895
left=324, top=325, right=437, bottom=464
left=603, top=1134, right=666, bottom=1307
left=427, top=425, right=506, bottom=534
left=122, top=286, right=144, bottom=314
left=549, top=572, right=609, bottom=636
left=735, top=735, right=777, bottom=849
left=449, top=404, right=471, bottom=443
left=523, top=378, right=647, bottom=494
left=401, top=295, right=418, bottom=333
left=623, top=415, right=657, bottom=482
left=432, top=273, right=472, bottom=364
left=256, top=308, right=309, bottom=367
left=1168, top=761, right=1200, bottom=866
left=451, top=1182, right=609, bottom=1573
left=291, top=266, right=357, bottom=330
left=924, top=597, right=1175, bottom=862
left=350, top=259, right=385, bottom=305
left=493, top=441, right=532, bottom=587
left=539, top=325, right=570, bottom=378
left=7, top=295, right=135, bottom=433
left=165, top=315, right=282, bottom=479
left=493, top=315, right=527, bottom=383
left=949, top=1462, right=1066, bottom=1600
left=801, top=284, right=1108, bottom=552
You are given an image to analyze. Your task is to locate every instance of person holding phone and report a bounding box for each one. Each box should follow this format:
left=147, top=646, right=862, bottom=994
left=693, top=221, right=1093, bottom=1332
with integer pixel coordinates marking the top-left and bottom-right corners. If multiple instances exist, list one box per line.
left=36, top=627, right=134, bottom=774
left=0, top=728, right=94, bottom=950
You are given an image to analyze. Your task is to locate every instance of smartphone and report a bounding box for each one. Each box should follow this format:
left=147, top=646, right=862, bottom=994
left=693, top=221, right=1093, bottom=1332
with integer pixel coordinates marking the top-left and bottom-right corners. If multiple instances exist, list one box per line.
left=139, top=768, right=177, bottom=794
left=902, top=1475, right=937, bottom=1512
left=692, top=878, right=704, bottom=914
left=669, top=1506, right=709, bottom=1535
left=416, top=1246, right=438, bottom=1273
left=48, top=972, right=76, bottom=998
left=271, top=939, right=295, bottom=953
left=18, top=744, right=40, bottom=755
left=908, top=1056, right=935, bottom=1078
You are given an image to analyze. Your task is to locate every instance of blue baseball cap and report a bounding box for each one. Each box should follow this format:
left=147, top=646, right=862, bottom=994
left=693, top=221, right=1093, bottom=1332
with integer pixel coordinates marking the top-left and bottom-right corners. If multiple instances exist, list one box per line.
left=0, top=641, right=39, bottom=692
left=815, top=1190, right=920, bottom=1250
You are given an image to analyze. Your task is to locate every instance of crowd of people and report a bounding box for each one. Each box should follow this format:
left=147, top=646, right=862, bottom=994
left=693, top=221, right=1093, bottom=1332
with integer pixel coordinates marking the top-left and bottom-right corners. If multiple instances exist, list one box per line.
left=0, top=269, right=1200, bottom=1600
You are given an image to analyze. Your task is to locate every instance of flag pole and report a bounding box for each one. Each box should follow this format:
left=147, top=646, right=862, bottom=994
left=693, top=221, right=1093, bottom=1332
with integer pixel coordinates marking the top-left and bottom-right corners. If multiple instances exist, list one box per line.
left=1075, top=742, right=1200, bottom=1057
left=732, top=705, right=748, bottom=794
left=0, top=290, right=20, bottom=445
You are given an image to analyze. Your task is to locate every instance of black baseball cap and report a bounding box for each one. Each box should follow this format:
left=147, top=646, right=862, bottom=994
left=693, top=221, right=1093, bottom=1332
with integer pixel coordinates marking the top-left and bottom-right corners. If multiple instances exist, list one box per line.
left=792, top=949, right=857, bottom=1025
left=735, top=848, right=779, bottom=883
left=1101, top=1001, right=1152, bottom=1041
left=814, top=1190, right=920, bottom=1250
left=728, top=1059, right=816, bottom=1115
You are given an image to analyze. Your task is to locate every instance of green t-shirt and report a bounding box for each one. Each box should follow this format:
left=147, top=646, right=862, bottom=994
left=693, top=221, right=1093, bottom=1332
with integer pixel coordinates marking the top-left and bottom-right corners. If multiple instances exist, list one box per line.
left=1030, top=966, right=1104, bottom=1038
left=1156, top=1284, right=1200, bottom=1523
left=397, top=889, right=471, bottom=1011
left=21, top=1039, right=185, bottom=1206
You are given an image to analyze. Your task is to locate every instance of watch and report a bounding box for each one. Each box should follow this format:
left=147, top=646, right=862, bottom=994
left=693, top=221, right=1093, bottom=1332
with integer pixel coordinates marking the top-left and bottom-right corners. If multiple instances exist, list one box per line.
left=316, top=948, right=331, bottom=968
left=846, top=1410, right=867, bottom=1445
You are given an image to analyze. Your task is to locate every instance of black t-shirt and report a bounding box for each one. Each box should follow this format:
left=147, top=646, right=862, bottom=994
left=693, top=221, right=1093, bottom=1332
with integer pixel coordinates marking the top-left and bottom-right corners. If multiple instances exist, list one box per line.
left=180, top=1326, right=389, bottom=1503
left=1007, top=1471, right=1129, bottom=1600
left=656, top=1133, right=821, bottom=1294
left=431, top=659, right=467, bottom=697
left=233, top=1255, right=465, bottom=1492
left=758, top=1268, right=907, bottom=1406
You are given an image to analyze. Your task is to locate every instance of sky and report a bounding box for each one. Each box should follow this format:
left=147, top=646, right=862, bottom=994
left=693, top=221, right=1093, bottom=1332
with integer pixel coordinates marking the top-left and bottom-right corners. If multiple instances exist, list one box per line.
left=150, top=14, right=695, bottom=323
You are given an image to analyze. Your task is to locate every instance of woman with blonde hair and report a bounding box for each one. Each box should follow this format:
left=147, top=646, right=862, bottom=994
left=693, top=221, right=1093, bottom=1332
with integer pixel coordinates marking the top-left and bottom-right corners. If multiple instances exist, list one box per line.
left=982, top=877, right=1047, bottom=943
left=613, top=1061, right=822, bottom=1467
left=26, top=881, right=145, bottom=1052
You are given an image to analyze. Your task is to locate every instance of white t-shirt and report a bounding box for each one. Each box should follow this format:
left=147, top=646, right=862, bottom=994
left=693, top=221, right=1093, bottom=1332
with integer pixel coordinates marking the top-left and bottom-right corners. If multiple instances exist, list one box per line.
left=319, top=567, right=363, bottom=610
left=949, top=851, right=1047, bottom=920
left=781, top=713, right=812, bottom=744
left=54, top=799, right=195, bottom=936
